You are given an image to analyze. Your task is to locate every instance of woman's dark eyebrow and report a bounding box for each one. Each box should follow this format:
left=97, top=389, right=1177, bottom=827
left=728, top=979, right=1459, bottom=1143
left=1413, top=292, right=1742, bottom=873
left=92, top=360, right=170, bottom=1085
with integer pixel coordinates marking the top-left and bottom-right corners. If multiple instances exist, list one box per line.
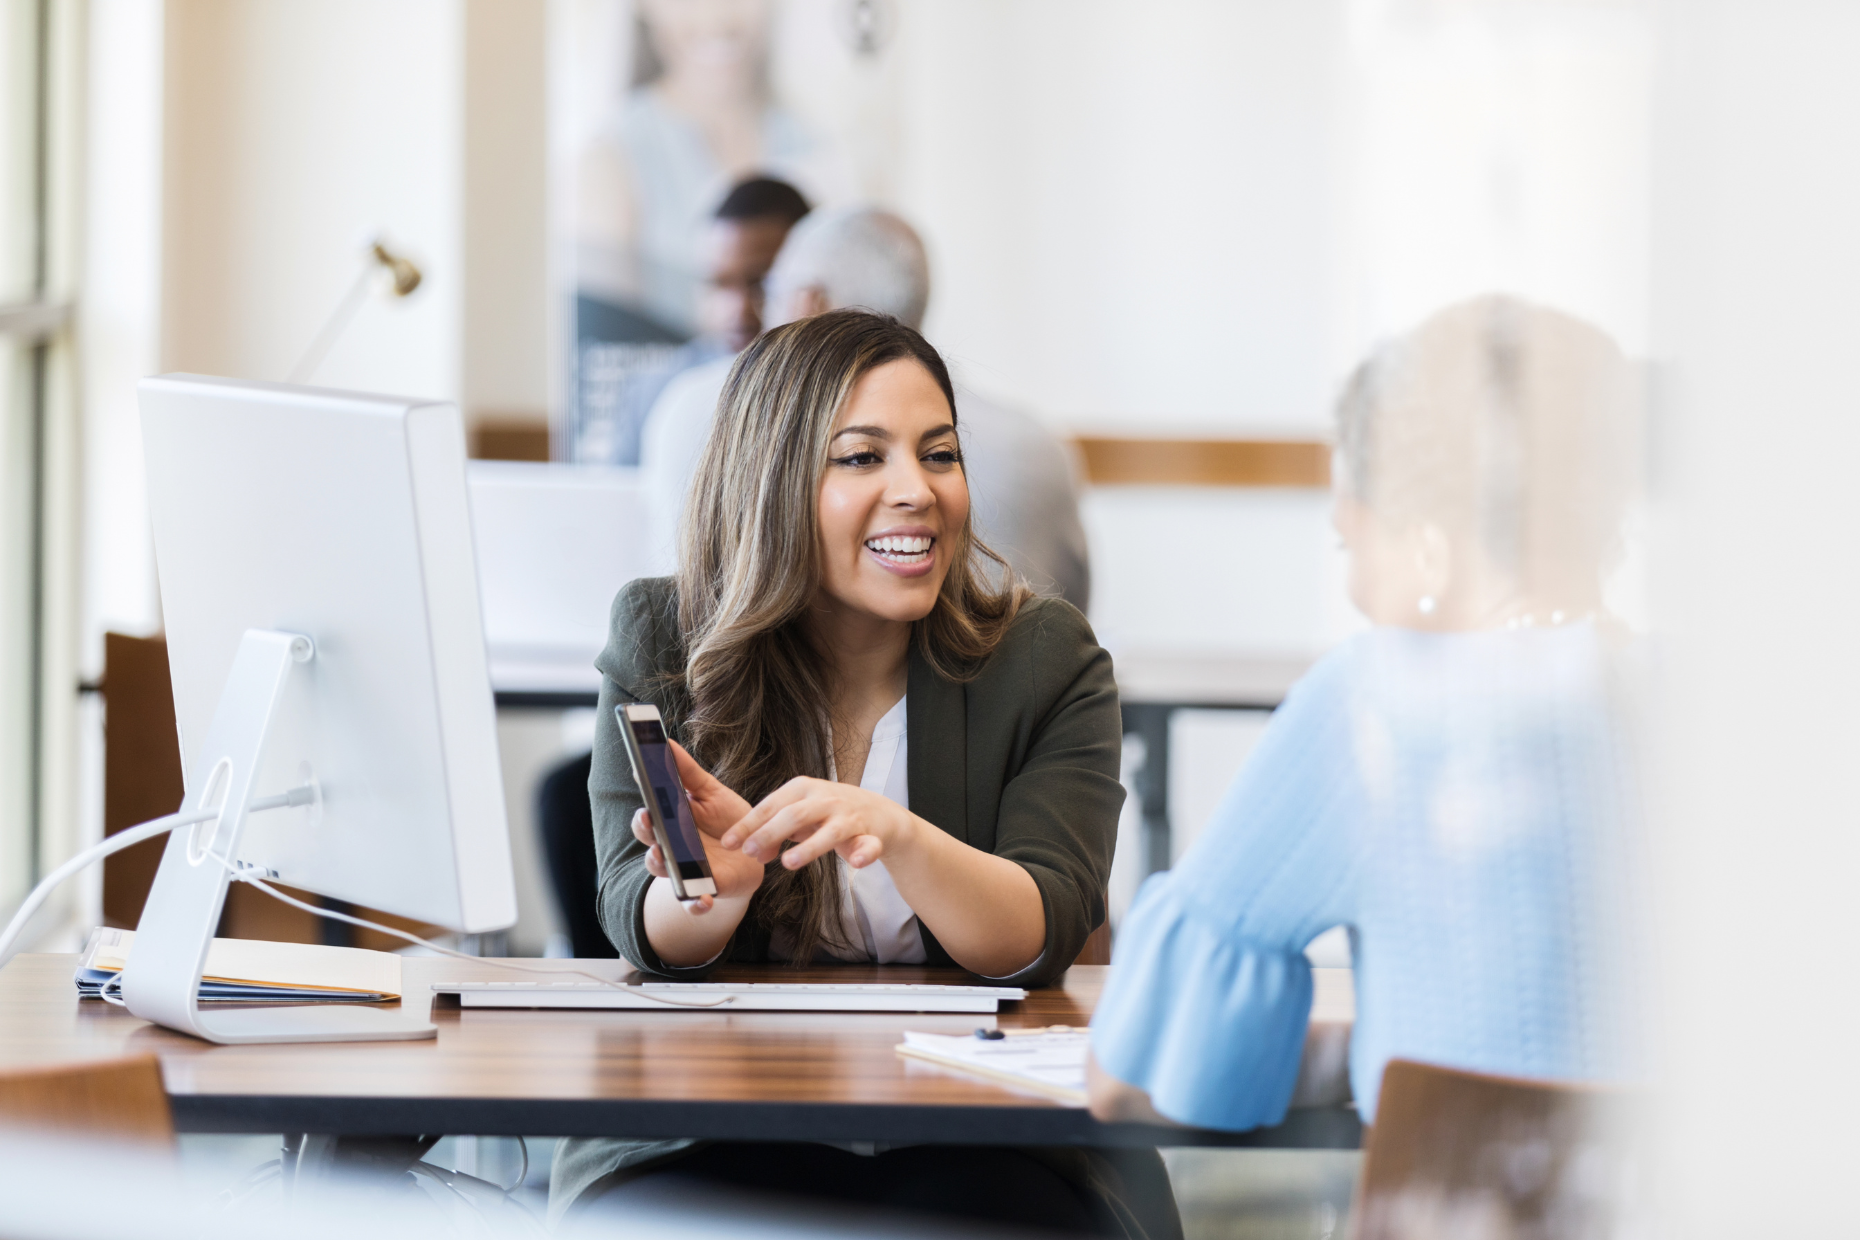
left=830, top=423, right=957, bottom=445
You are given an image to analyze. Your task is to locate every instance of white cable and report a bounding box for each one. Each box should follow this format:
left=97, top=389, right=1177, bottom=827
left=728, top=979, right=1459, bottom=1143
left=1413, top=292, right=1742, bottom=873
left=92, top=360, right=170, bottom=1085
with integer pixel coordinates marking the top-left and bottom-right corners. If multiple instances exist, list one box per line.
left=0, top=810, right=210, bottom=968
left=0, top=784, right=725, bottom=1011
left=285, top=264, right=375, bottom=384
left=213, top=858, right=737, bottom=1009
left=503, top=1136, right=529, bottom=1196
left=0, top=786, right=318, bottom=969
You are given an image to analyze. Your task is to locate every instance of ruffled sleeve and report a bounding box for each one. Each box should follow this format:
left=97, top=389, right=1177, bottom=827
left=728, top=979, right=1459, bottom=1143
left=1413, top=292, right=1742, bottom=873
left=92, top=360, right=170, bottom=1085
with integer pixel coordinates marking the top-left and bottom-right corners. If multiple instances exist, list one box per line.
left=1089, top=642, right=1366, bottom=1130
left=1092, top=874, right=1316, bottom=1130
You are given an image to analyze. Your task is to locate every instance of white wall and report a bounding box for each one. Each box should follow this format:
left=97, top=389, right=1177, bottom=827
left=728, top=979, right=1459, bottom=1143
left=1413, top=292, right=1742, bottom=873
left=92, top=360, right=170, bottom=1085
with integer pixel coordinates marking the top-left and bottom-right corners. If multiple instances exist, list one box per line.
left=61, top=0, right=557, bottom=950
left=156, top=0, right=550, bottom=417
left=1649, top=1, right=1860, bottom=1230
left=463, top=0, right=550, bottom=421
left=796, top=0, right=1650, bottom=665
left=82, top=0, right=165, bottom=666
left=160, top=0, right=465, bottom=399
left=896, top=0, right=1345, bottom=436
left=1337, top=0, right=1652, bottom=360
left=767, top=0, right=1652, bottom=442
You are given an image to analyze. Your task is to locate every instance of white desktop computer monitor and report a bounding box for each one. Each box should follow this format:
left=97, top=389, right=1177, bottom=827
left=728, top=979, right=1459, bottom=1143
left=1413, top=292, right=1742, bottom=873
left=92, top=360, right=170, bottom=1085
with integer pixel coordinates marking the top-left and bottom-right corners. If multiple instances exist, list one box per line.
left=127, top=374, right=518, bottom=1044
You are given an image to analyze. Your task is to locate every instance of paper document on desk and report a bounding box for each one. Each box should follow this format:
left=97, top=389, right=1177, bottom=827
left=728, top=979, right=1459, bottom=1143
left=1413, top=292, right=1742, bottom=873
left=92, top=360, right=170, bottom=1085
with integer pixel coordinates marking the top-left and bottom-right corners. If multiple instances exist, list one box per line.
left=74, top=926, right=401, bottom=1002
left=896, top=1029, right=1088, bottom=1106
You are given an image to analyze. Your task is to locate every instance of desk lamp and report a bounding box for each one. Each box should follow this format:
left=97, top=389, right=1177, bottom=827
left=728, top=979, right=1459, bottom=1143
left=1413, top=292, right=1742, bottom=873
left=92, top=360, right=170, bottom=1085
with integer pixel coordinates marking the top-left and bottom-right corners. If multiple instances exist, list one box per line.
left=286, top=240, right=423, bottom=384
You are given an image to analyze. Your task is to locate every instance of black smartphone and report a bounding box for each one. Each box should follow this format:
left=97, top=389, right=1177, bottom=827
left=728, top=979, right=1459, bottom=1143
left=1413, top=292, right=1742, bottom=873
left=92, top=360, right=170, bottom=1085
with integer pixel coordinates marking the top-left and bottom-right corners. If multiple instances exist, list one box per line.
left=615, top=704, right=717, bottom=900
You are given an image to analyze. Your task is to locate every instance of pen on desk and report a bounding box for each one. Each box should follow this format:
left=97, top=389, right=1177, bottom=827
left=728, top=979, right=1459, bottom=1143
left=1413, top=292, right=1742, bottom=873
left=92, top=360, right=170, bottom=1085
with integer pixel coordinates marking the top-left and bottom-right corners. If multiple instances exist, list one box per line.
left=974, top=1025, right=1078, bottom=1039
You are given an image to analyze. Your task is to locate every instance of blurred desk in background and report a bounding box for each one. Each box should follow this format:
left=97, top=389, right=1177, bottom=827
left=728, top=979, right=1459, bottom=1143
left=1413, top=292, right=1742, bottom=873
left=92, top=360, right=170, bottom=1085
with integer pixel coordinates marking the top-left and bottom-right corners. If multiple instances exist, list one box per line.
left=489, top=658, right=601, bottom=709
left=1115, top=652, right=1312, bottom=876
left=1077, top=436, right=1331, bottom=878
left=1113, top=651, right=1311, bottom=709
left=470, top=461, right=646, bottom=709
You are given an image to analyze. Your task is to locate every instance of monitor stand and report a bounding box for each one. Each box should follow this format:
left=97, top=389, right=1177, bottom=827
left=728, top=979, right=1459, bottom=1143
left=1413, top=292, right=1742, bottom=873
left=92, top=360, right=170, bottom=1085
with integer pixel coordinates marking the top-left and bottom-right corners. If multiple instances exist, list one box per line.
left=121, top=628, right=438, bottom=1044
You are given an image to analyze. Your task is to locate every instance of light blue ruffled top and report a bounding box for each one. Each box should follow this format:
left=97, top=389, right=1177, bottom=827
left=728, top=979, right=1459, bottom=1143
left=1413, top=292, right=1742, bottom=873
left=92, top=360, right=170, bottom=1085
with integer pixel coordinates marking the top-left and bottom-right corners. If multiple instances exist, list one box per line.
left=1091, top=624, right=1643, bottom=1129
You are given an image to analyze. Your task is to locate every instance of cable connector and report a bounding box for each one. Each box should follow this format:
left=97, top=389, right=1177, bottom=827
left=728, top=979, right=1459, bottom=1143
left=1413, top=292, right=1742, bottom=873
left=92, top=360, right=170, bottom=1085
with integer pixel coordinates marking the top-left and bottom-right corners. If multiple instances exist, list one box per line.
left=247, top=783, right=318, bottom=813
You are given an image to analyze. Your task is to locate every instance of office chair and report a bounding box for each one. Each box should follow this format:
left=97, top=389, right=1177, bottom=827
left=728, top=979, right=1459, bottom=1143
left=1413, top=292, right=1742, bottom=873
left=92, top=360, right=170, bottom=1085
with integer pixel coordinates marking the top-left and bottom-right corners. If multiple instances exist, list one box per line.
left=538, top=752, right=619, bottom=958
left=1353, top=1059, right=1643, bottom=1240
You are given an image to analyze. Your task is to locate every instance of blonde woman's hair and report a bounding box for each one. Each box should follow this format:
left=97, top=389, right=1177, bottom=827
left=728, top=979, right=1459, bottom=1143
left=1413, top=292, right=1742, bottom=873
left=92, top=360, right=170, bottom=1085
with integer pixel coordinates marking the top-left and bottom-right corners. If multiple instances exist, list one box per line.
left=1334, top=295, right=1638, bottom=606
left=674, top=308, right=1029, bottom=964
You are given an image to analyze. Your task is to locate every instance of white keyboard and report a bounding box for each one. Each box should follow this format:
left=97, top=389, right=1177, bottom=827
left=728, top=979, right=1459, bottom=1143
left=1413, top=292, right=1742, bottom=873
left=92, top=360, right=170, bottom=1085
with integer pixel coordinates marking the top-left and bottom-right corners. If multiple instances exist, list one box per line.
left=433, top=981, right=1026, bottom=1013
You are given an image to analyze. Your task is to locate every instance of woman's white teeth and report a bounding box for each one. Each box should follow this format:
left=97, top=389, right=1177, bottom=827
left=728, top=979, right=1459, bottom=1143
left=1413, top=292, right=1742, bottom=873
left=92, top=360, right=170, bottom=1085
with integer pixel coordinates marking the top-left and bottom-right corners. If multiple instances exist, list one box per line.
left=867, top=535, right=933, bottom=556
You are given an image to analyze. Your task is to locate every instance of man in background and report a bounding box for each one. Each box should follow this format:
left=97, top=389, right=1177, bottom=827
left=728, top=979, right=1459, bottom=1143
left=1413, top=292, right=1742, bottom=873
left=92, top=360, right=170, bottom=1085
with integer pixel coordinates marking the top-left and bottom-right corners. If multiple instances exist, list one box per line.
left=698, top=176, right=813, bottom=355
left=591, top=176, right=810, bottom=464
left=543, top=178, right=814, bottom=955
left=640, top=206, right=1092, bottom=612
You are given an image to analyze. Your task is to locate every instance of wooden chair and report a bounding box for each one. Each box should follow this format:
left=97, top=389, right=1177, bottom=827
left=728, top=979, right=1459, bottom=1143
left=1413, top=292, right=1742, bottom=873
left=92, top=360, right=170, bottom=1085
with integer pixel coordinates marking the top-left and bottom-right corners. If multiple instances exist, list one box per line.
left=100, top=633, right=187, bottom=930
left=0, top=1055, right=174, bottom=1148
left=1353, top=1059, right=1641, bottom=1240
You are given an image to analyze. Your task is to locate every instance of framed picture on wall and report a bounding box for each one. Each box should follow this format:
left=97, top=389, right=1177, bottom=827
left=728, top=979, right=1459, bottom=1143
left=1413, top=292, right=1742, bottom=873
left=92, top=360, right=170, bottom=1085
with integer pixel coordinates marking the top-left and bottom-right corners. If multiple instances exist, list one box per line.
left=549, top=0, right=901, bottom=464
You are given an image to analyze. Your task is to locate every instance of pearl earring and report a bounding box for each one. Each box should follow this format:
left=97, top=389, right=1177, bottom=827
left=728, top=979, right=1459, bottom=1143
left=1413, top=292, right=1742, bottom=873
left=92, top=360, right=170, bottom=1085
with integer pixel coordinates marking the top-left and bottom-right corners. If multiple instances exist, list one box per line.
left=1417, top=595, right=1437, bottom=616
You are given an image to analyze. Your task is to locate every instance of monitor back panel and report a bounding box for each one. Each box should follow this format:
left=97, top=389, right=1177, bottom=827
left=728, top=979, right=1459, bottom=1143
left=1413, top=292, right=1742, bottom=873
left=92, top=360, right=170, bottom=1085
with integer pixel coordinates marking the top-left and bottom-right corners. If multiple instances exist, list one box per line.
left=140, top=374, right=516, bottom=932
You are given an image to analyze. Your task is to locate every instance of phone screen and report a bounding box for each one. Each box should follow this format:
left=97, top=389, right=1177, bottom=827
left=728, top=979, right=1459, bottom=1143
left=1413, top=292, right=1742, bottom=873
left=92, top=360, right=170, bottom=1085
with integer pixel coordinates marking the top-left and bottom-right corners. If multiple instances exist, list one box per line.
left=629, top=716, right=709, bottom=874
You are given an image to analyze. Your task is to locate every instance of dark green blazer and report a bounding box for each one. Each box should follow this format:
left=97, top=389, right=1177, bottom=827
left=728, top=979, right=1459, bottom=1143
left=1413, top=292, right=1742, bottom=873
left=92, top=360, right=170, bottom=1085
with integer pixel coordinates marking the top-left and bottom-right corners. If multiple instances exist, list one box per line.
left=588, top=575, right=1125, bottom=988
left=552, top=577, right=1148, bottom=1227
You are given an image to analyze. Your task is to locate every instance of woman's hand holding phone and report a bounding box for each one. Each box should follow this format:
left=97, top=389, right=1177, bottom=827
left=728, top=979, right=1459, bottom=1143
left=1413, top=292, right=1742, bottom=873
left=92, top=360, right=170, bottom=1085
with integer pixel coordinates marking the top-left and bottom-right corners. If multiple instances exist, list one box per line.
left=632, top=741, right=763, bottom=915
left=635, top=744, right=910, bottom=919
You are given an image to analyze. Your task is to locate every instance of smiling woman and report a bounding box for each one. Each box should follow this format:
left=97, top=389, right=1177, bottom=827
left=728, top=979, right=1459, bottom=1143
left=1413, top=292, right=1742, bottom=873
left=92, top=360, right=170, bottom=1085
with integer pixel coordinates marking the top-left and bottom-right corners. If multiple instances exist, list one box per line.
left=655, top=311, right=1046, bottom=973
left=551, top=310, right=1170, bottom=1237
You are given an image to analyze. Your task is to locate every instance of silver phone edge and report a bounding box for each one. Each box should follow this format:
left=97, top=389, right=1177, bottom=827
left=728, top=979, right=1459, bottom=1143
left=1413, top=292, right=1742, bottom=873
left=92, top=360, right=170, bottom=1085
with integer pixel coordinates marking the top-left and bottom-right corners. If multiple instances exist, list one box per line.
left=614, top=703, right=713, bottom=902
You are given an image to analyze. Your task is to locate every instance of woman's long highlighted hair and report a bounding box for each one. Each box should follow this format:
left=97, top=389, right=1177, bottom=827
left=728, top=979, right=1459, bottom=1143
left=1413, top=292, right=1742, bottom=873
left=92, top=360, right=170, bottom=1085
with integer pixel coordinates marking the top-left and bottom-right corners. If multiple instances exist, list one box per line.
left=674, top=309, right=1029, bottom=963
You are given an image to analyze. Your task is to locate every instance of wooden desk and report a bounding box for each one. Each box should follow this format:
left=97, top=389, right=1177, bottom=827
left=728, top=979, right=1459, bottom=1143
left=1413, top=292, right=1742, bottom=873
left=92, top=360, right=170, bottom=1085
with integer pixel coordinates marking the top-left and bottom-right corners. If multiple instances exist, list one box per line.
left=0, top=955, right=1360, bottom=1149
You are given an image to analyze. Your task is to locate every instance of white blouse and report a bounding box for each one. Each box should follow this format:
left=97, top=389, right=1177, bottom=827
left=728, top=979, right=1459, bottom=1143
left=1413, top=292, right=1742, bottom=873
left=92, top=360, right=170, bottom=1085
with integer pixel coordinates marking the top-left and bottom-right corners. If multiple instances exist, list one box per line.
left=769, top=695, right=926, bottom=964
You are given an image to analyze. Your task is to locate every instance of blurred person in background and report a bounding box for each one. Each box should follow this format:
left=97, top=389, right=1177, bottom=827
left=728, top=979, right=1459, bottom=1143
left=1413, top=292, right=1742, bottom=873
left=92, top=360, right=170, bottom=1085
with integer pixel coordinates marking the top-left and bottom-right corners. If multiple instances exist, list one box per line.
left=640, top=206, right=1092, bottom=612
left=1087, top=296, right=1645, bottom=1132
left=587, top=176, right=811, bottom=465
left=696, top=177, right=814, bottom=357
left=541, top=177, right=811, bottom=950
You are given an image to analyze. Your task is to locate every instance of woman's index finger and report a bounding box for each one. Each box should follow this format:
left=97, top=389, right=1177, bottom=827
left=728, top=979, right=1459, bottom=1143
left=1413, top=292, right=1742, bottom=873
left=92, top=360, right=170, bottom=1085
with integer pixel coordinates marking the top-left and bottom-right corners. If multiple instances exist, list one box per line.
left=720, top=779, right=811, bottom=848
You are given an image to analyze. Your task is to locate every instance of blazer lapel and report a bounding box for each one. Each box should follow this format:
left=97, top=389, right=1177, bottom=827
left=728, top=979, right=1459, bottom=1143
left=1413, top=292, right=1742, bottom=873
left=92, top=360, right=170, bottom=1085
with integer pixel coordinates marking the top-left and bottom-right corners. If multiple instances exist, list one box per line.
left=906, top=646, right=968, bottom=847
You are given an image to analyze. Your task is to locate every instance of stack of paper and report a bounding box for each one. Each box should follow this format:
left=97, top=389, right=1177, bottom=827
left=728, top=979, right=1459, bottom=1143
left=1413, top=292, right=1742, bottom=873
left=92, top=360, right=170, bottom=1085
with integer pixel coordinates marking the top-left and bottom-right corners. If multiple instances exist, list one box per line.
left=74, top=926, right=402, bottom=1003
left=896, top=1029, right=1088, bottom=1105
